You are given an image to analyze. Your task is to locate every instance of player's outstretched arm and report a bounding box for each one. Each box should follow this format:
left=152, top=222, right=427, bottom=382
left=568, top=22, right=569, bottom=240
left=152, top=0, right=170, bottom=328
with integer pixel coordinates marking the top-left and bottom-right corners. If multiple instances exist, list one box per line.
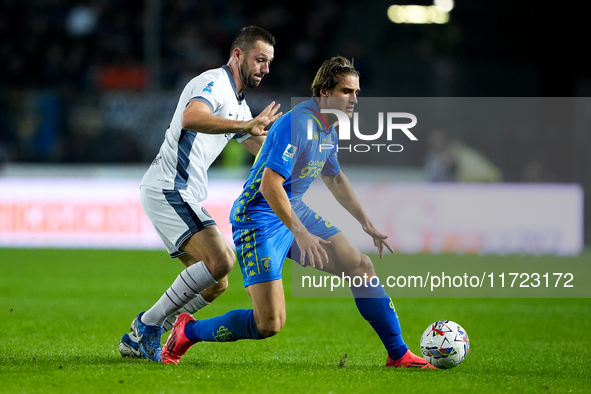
left=321, top=172, right=394, bottom=258
left=240, top=135, right=265, bottom=155
left=181, top=100, right=281, bottom=136
left=260, top=167, right=330, bottom=268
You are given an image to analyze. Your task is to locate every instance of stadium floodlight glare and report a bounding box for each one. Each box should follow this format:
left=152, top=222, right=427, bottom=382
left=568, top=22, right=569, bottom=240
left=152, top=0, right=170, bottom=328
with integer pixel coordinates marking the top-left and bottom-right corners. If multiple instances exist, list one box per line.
left=434, top=0, right=454, bottom=13
left=387, top=5, right=449, bottom=24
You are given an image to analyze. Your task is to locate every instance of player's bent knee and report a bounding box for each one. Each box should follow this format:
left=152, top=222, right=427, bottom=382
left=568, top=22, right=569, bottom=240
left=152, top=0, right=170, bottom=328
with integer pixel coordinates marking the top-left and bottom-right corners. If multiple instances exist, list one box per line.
left=359, top=254, right=373, bottom=271
left=256, top=318, right=285, bottom=338
left=203, top=248, right=235, bottom=280
left=220, top=249, right=236, bottom=275
left=343, top=252, right=374, bottom=276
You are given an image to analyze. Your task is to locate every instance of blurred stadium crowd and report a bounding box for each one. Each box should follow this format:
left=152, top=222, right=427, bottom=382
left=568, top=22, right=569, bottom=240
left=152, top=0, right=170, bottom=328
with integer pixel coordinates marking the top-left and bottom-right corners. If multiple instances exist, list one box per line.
left=0, top=0, right=347, bottom=164
left=0, top=0, right=342, bottom=92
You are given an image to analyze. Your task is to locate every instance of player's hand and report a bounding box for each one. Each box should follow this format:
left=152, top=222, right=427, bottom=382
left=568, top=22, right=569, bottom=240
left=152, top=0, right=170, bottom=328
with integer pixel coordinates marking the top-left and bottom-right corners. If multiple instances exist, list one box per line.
left=296, top=231, right=331, bottom=270
left=245, top=101, right=282, bottom=136
left=362, top=223, right=395, bottom=259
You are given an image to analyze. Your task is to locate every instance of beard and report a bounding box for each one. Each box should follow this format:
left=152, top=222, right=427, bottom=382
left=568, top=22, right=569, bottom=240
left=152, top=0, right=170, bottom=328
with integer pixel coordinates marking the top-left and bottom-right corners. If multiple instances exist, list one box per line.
left=239, top=63, right=261, bottom=89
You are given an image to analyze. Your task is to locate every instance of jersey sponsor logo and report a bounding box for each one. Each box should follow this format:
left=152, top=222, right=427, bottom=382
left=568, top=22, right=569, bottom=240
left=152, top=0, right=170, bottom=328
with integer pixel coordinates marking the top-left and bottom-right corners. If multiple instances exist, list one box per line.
left=299, top=160, right=324, bottom=179
left=282, top=144, right=297, bottom=162
left=203, top=81, right=214, bottom=93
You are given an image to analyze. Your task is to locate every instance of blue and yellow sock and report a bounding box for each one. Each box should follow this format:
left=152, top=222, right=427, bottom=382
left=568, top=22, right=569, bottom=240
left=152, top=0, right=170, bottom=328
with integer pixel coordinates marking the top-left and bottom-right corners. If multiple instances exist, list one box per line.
left=184, top=309, right=263, bottom=342
left=351, top=283, right=408, bottom=360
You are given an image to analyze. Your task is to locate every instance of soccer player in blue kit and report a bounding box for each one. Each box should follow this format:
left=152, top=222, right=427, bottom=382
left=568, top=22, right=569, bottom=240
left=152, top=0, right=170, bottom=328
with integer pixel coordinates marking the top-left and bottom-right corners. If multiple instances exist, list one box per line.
left=162, top=56, right=436, bottom=369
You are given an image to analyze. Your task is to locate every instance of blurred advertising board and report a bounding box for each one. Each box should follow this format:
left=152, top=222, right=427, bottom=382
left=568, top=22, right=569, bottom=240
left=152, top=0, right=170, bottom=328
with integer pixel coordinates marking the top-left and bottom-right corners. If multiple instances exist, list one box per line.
left=304, top=182, right=583, bottom=255
left=0, top=178, right=583, bottom=255
left=0, top=178, right=241, bottom=251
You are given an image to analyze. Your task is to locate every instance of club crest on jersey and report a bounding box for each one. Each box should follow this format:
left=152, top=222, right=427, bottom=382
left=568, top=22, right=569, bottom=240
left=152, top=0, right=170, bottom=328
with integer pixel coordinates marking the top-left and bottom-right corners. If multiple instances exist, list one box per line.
left=203, top=81, right=214, bottom=93
left=201, top=207, right=212, bottom=218
left=261, top=257, right=272, bottom=273
left=282, top=144, right=297, bottom=162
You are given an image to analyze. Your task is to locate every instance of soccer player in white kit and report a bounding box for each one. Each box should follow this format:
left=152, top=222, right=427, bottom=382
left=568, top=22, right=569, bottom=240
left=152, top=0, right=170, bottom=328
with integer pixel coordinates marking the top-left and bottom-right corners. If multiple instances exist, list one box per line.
left=118, top=26, right=281, bottom=362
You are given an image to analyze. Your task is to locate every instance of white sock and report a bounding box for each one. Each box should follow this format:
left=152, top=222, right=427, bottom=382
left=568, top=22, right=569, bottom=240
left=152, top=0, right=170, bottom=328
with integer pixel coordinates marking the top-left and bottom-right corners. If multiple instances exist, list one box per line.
left=161, top=293, right=210, bottom=332
left=141, top=261, right=217, bottom=326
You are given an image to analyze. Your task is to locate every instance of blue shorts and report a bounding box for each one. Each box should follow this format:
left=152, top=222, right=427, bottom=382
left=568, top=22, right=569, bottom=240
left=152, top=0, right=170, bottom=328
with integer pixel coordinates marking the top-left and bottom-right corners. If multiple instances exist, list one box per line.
left=233, top=206, right=341, bottom=287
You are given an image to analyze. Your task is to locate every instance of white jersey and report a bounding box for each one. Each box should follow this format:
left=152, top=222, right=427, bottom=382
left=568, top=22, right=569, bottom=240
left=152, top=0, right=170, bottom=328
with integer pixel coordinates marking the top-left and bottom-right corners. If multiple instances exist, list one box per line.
left=142, top=65, right=252, bottom=202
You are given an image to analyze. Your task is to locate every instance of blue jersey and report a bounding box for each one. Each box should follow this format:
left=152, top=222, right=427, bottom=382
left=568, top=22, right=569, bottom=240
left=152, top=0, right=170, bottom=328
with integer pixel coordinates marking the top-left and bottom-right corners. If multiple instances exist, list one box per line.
left=231, top=98, right=341, bottom=228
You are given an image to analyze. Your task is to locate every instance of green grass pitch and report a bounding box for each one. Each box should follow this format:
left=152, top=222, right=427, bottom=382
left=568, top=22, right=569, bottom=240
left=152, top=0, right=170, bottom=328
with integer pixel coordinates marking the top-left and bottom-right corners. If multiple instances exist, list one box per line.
left=1, top=248, right=590, bottom=393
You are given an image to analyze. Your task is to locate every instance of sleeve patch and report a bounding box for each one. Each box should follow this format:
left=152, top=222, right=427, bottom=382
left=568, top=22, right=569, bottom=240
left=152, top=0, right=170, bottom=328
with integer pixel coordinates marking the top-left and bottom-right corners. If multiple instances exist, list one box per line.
left=282, top=144, right=297, bottom=162
left=203, top=81, right=214, bottom=93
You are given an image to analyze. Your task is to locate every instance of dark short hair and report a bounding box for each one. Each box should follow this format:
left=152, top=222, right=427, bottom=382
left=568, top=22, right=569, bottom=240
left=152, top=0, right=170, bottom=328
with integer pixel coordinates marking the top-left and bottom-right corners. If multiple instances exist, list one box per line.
left=311, top=56, right=359, bottom=97
left=229, top=26, right=275, bottom=56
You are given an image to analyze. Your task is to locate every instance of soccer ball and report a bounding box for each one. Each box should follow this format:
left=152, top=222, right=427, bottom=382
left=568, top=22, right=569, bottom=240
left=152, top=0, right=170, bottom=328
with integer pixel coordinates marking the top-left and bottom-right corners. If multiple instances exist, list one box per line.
left=420, top=320, right=470, bottom=369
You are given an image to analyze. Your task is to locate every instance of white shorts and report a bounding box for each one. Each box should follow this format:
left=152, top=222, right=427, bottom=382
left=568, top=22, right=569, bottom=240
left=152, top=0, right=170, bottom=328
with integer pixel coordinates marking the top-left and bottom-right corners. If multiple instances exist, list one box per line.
left=140, top=185, right=216, bottom=258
